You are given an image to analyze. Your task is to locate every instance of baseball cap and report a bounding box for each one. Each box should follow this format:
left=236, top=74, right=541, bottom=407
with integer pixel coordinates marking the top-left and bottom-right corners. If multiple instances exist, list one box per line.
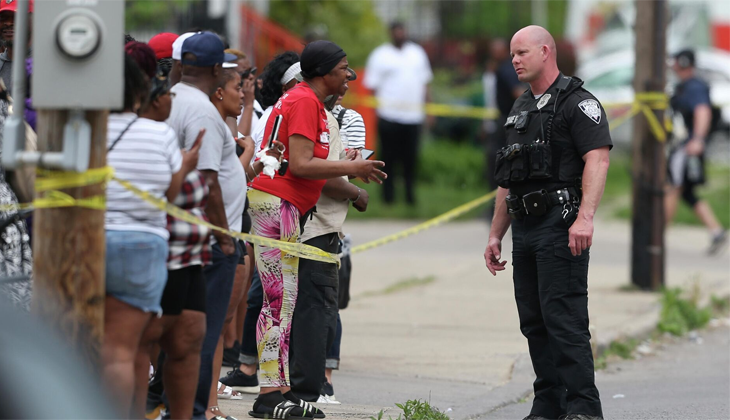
left=172, top=32, right=198, bottom=61
left=181, top=32, right=237, bottom=67
left=673, top=49, right=695, bottom=69
left=0, top=0, right=34, bottom=13
left=148, top=32, right=179, bottom=60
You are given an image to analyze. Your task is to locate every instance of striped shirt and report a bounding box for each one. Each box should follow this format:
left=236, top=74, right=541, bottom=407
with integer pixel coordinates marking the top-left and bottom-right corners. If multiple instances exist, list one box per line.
left=332, top=105, right=366, bottom=149
left=105, top=113, right=182, bottom=239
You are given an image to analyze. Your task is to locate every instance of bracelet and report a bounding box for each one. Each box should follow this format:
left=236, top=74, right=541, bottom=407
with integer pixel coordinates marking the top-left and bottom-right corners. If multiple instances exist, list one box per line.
left=350, top=188, right=361, bottom=203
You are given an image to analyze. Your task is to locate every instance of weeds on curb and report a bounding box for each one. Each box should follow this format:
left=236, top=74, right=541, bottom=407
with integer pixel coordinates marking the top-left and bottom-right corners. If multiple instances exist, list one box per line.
left=657, top=287, right=713, bottom=336
left=370, top=399, right=450, bottom=420
left=595, top=288, right=729, bottom=370
left=594, top=338, right=639, bottom=370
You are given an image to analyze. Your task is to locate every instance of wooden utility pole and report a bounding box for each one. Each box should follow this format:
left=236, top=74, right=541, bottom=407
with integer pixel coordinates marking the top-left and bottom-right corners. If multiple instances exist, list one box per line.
left=31, top=110, right=108, bottom=368
left=631, top=0, right=667, bottom=290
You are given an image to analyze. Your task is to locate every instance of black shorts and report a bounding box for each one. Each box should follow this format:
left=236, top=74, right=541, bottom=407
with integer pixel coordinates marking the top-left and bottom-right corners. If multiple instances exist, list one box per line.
left=160, top=265, right=206, bottom=315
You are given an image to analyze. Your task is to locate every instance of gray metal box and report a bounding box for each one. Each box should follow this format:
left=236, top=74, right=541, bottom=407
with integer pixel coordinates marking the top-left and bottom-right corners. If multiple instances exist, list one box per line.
left=32, top=0, right=123, bottom=109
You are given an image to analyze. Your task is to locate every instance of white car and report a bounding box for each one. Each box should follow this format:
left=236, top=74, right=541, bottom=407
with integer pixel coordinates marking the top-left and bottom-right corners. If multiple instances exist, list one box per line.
left=576, top=48, right=730, bottom=146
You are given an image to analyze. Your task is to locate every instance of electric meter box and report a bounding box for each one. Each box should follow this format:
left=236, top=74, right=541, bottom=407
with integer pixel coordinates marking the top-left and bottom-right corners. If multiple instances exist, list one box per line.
left=32, top=0, right=123, bottom=109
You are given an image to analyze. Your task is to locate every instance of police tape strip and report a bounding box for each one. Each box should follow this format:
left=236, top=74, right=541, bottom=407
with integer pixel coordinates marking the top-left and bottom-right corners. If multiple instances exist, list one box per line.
left=112, top=177, right=340, bottom=264
left=607, top=92, right=668, bottom=142
left=35, top=166, right=114, bottom=192
left=0, top=167, right=113, bottom=212
left=351, top=189, right=498, bottom=254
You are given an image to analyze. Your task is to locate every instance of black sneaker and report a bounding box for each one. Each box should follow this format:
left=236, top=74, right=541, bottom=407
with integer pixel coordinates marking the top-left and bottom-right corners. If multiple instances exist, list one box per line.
left=561, top=415, right=603, bottom=420
left=219, top=365, right=260, bottom=394
left=222, top=341, right=241, bottom=367
left=709, top=230, right=728, bottom=255
left=523, top=415, right=553, bottom=420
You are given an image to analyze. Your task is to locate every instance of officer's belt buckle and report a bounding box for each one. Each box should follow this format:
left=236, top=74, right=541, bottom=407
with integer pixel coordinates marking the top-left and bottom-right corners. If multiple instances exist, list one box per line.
left=522, top=190, right=548, bottom=216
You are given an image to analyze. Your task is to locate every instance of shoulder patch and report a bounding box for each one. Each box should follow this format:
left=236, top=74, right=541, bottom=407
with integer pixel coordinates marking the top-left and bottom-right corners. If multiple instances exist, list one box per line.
left=578, top=99, right=601, bottom=124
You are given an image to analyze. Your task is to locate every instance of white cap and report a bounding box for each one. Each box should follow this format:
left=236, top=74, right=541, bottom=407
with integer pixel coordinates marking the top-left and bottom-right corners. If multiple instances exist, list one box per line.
left=280, top=62, right=302, bottom=85
left=172, top=32, right=198, bottom=61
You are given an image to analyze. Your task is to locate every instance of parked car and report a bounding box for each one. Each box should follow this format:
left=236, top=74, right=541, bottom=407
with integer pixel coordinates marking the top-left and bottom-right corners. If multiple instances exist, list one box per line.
left=576, top=48, right=730, bottom=147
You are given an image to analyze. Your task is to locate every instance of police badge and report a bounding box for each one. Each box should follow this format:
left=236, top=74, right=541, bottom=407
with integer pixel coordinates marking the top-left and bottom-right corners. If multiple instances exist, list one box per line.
left=578, top=99, right=601, bottom=124
left=536, top=94, right=551, bottom=110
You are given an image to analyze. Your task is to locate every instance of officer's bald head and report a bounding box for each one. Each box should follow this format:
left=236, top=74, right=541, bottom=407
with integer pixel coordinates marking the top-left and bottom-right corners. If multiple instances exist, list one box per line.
left=510, top=25, right=559, bottom=84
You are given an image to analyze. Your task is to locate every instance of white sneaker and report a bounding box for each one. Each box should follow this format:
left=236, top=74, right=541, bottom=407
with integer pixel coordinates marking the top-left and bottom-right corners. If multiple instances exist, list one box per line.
left=316, top=394, right=341, bottom=405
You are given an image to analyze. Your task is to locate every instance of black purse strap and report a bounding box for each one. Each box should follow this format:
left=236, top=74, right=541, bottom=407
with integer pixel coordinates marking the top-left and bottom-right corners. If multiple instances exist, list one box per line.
left=107, top=116, right=139, bottom=153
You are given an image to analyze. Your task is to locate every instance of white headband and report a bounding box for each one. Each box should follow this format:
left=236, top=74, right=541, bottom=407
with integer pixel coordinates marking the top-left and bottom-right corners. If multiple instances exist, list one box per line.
left=280, top=62, right=302, bottom=85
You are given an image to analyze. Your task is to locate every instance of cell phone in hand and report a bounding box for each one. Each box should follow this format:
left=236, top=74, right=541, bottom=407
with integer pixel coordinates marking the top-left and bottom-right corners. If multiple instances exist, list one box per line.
left=361, top=149, right=375, bottom=160
left=267, top=115, right=283, bottom=150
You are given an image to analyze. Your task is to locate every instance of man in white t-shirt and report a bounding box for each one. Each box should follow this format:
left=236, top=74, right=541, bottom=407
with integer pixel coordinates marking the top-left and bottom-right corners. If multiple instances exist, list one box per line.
left=165, top=32, right=245, bottom=420
left=364, top=21, right=432, bottom=205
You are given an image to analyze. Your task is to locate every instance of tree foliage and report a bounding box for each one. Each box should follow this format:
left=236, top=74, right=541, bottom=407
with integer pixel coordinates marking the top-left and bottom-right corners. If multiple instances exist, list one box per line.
left=439, top=0, right=568, bottom=39
left=125, top=0, right=194, bottom=31
left=268, top=0, right=387, bottom=68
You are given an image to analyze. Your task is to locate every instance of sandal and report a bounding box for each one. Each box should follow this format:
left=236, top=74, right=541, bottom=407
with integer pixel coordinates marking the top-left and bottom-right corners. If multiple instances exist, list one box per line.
left=209, top=406, right=239, bottom=420
left=292, top=399, right=325, bottom=419
left=248, top=400, right=312, bottom=419
left=218, top=381, right=243, bottom=400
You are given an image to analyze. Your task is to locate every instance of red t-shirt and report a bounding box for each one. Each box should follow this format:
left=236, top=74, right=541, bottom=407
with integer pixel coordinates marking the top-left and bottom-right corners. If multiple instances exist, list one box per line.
left=250, top=83, right=330, bottom=215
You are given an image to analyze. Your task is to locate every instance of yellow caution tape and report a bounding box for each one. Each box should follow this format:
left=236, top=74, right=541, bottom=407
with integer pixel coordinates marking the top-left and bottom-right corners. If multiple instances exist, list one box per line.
left=343, top=94, right=501, bottom=120
left=0, top=167, right=112, bottom=212
left=608, top=91, right=668, bottom=142
left=351, top=189, right=498, bottom=254
left=112, top=177, right=340, bottom=264
left=35, top=166, right=114, bottom=192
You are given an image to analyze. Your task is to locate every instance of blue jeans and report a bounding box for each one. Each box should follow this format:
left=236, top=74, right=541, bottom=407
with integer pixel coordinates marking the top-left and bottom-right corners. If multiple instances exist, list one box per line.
left=325, top=314, right=342, bottom=369
left=193, top=242, right=241, bottom=420
left=105, top=230, right=168, bottom=314
left=239, top=267, right=262, bottom=365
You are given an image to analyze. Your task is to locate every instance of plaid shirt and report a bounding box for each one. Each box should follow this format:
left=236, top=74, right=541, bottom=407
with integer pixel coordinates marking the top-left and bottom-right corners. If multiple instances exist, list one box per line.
left=167, top=170, right=212, bottom=270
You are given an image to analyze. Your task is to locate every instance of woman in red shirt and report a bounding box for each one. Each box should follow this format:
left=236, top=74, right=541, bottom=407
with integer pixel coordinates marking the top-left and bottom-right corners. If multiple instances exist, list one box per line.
left=247, top=41, right=385, bottom=419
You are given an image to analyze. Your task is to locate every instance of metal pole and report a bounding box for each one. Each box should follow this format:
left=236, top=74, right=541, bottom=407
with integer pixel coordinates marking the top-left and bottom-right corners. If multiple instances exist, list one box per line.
left=10, top=0, right=28, bottom=119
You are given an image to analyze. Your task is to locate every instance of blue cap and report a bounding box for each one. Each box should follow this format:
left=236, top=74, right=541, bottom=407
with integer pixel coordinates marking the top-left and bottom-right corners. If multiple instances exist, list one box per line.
left=180, top=32, right=237, bottom=67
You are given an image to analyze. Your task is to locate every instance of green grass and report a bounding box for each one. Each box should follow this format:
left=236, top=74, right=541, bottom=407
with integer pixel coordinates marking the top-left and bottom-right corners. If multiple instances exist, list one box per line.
left=346, top=180, right=490, bottom=221
left=607, top=155, right=730, bottom=228
left=594, top=337, right=640, bottom=370
left=596, top=285, right=728, bottom=370
left=370, top=399, right=450, bottom=420
left=657, top=286, right=713, bottom=336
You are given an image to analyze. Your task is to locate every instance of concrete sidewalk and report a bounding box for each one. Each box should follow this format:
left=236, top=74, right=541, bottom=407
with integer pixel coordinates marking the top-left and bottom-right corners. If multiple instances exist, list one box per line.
left=220, top=217, right=729, bottom=420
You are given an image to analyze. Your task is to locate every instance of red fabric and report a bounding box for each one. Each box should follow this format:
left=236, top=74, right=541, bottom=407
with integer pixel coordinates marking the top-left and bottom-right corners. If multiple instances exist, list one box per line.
left=250, top=83, right=330, bottom=214
left=0, top=0, right=34, bottom=13
left=148, top=32, right=179, bottom=60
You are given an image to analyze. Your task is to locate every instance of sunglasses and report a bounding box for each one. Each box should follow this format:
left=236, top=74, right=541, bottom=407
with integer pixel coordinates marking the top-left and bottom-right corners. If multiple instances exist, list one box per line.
left=241, top=66, right=257, bottom=79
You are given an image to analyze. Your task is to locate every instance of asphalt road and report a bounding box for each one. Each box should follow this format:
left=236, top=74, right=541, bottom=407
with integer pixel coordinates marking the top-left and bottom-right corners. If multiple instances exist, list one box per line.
left=481, top=325, right=730, bottom=420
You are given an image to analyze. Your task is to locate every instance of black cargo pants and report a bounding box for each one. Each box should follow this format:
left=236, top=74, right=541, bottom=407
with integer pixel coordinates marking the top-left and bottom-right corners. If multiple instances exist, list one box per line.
left=511, top=205, right=603, bottom=419
left=289, top=232, right=340, bottom=402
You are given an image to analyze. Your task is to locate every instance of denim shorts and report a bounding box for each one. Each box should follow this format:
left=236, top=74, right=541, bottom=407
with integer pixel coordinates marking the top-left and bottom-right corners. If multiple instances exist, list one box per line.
left=105, top=230, right=169, bottom=314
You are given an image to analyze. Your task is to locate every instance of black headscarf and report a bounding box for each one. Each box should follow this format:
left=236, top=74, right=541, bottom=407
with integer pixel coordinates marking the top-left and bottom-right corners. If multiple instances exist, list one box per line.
left=300, top=40, right=346, bottom=79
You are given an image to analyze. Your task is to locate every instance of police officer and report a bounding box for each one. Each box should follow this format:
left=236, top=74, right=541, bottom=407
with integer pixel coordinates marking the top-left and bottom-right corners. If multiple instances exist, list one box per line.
left=665, top=49, right=727, bottom=255
left=484, top=26, right=611, bottom=420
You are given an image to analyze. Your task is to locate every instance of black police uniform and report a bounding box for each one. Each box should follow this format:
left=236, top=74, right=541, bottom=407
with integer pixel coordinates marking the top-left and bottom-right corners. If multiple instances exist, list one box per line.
left=494, top=73, right=612, bottom=419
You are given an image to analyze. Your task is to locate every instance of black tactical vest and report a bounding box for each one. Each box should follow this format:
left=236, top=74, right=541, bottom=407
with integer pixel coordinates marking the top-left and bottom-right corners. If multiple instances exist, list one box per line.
left=494, top=74, right=586, bottom=197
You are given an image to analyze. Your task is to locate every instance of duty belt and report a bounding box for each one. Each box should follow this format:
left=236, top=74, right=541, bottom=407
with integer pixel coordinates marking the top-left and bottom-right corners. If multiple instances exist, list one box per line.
left=506, top=187, right=579, bottom=220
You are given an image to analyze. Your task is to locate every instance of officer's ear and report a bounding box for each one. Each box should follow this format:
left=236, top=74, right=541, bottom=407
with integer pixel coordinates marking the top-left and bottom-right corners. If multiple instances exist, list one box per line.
left=541, top=45, right=549, bottom=62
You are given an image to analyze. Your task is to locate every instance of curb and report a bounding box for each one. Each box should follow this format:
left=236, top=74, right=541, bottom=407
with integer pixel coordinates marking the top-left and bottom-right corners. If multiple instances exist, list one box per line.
left=466, top=283, right=730, bottom=419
